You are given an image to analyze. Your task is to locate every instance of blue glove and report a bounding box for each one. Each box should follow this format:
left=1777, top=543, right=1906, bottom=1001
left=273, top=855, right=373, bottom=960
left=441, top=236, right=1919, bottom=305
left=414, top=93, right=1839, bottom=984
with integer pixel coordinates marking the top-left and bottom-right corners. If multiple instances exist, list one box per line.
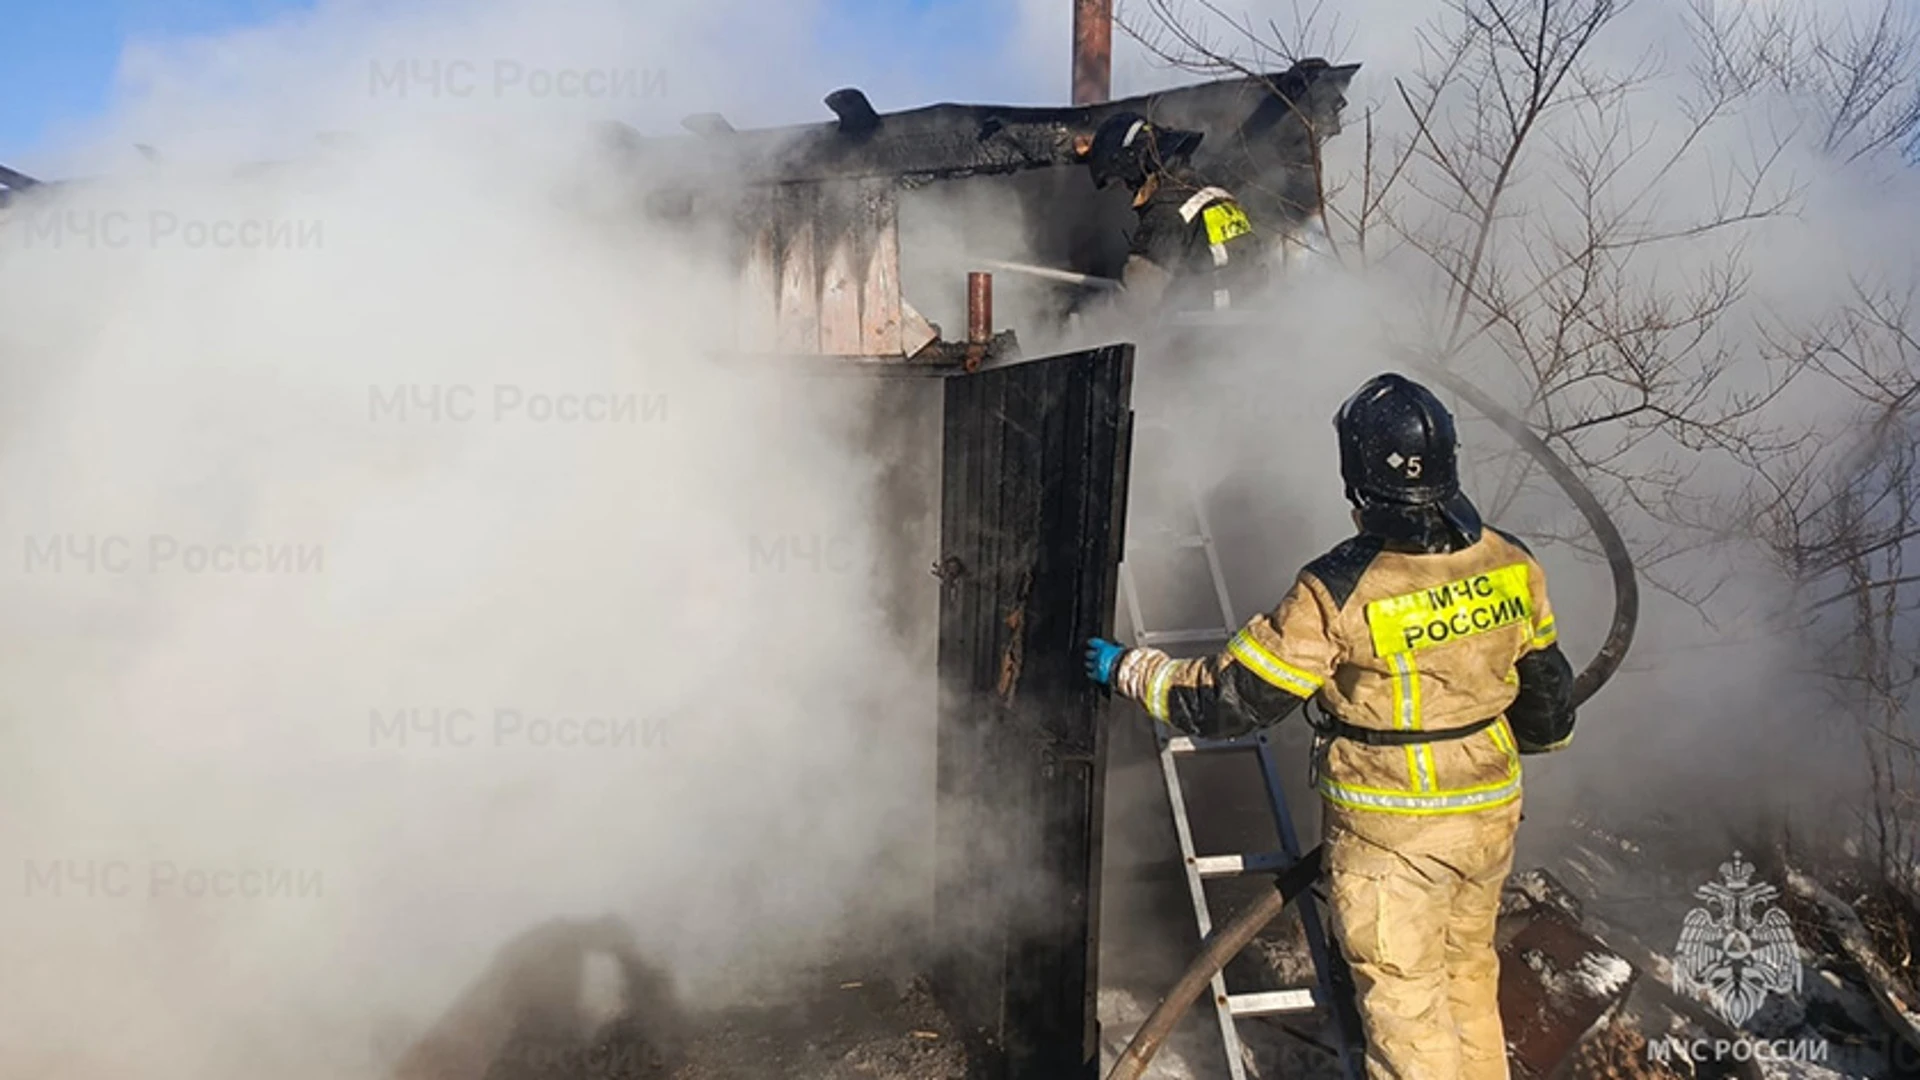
left=1085, top=637, right=1126, bottom=686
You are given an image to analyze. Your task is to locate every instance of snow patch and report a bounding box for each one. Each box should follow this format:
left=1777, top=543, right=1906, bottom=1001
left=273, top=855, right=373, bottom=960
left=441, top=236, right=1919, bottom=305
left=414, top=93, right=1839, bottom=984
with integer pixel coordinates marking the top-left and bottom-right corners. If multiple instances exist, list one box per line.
left=1573, top=952, right=1634, bottom=997
left=1098, top=988, right=1202, bottom=1080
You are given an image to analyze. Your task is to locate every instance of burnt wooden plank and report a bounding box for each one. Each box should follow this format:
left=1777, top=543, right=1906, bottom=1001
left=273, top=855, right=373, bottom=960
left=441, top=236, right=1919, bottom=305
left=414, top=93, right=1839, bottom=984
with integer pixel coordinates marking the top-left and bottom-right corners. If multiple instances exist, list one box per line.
left=900, top=298, right=939, bottom=359
left=936, top=361, right=1000, bottom=1058
left=775, top=182, right=820, bottom=353
left=818, top=184, right=863, bottom=355
left=934, top=345, right=1134, bottom=1080
left=737, top=210, right=779, bottom=353
left=858, top=180, right=904, bottom=356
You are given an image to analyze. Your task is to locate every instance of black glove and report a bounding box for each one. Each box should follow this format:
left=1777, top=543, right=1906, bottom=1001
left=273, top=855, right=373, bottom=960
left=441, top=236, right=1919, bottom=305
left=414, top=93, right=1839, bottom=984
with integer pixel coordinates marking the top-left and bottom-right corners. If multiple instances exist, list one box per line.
left=1509, top=643, right=1575, bottom=753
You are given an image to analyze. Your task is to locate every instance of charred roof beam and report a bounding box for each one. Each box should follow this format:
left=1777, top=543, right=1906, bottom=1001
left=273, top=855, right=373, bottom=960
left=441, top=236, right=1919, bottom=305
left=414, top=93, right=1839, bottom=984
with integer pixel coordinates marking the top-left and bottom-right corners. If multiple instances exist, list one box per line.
left=0, top=163, right=42, bottom=191
left=608, top=59, right=1360, bottom=194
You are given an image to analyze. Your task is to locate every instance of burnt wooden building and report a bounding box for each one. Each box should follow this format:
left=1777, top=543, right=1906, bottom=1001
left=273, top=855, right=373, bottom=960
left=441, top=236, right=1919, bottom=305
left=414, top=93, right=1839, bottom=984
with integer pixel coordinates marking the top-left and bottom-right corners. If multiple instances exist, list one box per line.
left=600, top=61, right=1357, bottom=371
left=578, top=59, right=1358, bottom=1080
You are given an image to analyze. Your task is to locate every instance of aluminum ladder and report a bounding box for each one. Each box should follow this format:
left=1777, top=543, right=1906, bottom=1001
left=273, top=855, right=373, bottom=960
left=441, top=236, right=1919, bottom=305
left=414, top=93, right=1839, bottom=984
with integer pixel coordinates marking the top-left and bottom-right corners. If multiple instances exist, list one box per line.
left=1119, top=480, right=1363, bottom=1080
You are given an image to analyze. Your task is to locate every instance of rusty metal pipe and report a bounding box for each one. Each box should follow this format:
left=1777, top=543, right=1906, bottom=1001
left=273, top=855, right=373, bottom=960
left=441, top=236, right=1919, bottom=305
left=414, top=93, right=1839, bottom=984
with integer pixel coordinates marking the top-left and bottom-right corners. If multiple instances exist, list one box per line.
left=1073, top=0, right=1113, bottom=106
left=967, top=272, right=993, bottom=344
left=964, top=272, right=994, bottom=372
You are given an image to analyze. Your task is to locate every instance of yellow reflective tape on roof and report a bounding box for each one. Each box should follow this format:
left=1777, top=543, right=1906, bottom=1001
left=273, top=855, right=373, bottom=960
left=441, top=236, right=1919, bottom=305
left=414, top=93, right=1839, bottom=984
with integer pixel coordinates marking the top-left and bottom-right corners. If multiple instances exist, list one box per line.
left=1365, top=563, right=1532, bottom=657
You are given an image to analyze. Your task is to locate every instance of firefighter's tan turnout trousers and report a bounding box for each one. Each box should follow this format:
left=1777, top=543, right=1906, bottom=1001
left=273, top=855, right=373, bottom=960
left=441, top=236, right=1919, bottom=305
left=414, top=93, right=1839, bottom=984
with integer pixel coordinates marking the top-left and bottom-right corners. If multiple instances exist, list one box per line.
left=1325, top=799, right=1520, bottom=1080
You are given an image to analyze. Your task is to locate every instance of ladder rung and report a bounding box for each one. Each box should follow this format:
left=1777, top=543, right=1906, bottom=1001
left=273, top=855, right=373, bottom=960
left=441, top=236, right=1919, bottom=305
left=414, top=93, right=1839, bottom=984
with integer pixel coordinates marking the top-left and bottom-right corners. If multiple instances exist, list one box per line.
left=1139, top=628, right=1232, bottom=647
left=1227, top=990, right=1320, bottom=1018
left=1166, top=735, right=1258, bottom=755
left=1192, top=851, right=1292, bottom=879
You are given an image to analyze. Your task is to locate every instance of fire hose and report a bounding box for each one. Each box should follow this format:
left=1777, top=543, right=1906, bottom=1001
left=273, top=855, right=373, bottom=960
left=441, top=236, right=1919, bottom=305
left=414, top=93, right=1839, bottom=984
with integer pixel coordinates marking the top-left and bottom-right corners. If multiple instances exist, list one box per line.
left=1103, top=354, right=1640, bottom=1080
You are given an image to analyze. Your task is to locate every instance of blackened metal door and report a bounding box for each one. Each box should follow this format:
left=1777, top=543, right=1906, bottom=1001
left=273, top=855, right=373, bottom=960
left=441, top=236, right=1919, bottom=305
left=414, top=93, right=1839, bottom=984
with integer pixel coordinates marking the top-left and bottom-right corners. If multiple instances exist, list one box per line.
left=932, top=344, right=1134, bottom=1080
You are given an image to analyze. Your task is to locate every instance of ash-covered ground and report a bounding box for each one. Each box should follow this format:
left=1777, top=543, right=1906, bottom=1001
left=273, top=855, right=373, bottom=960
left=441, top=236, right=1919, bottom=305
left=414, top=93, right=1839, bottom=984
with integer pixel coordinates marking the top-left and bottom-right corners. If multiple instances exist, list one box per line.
left=472, top=972, right=967, bottom=1080
left=406, top=805, right=1916, bottom=1080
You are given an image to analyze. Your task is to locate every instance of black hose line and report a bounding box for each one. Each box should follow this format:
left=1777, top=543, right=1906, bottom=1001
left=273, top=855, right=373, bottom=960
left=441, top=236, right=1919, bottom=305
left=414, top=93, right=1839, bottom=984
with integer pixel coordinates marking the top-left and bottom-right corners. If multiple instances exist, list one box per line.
left=1104, top=358, right=1639, bottom=1080
left=1411, top=358, right=1639, bottom=705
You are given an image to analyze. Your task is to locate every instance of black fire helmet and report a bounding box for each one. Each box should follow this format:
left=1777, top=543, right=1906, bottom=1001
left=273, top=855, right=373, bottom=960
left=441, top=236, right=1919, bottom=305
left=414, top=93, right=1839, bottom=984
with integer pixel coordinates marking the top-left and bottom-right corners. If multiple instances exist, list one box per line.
left=1086, top=111, right=1204, bottom=190
left=1334, top=373, right=1484, bottom=549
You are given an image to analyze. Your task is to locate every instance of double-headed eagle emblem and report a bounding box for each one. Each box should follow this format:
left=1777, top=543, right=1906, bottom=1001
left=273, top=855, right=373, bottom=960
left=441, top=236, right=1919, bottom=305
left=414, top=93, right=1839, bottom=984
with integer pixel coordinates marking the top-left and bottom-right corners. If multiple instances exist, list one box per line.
left=1673, top=850, right=1803, bottom=1026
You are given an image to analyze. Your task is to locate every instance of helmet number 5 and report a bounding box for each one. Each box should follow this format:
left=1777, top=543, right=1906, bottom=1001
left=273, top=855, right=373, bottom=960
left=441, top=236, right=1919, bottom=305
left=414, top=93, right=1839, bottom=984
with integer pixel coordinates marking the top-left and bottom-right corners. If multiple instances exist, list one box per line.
left=1404, top=455, right=1422, bottom=478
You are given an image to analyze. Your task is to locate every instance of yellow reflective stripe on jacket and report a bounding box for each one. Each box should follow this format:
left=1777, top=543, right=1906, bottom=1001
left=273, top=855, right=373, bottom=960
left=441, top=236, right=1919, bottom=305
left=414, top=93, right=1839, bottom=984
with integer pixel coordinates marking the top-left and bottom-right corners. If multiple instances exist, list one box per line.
left=1228, top=629, right=1321, bottom=698
left=1530, top=615, right=1557, bottom=650
left=1145, top=662, right=1175, bottom=724
left=1389, top=653, right=1437, bottom=793
left=1316, top=768, right=1522, bottom=815
left=1488, top=717, right=1518, bottom=758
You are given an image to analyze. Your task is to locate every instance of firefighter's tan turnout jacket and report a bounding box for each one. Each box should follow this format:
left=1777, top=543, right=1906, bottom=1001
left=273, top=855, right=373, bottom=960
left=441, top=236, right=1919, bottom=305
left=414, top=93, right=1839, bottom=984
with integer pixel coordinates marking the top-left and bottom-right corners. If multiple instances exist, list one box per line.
left=1113, top=527, right=1571, bottom=816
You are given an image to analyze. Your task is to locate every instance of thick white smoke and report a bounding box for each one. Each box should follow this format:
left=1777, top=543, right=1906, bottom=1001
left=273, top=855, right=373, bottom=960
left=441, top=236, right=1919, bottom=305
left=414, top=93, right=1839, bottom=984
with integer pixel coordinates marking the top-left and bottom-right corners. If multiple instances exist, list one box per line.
left=0, top=2, right=1050, bottom=1077
left=10, top=0, right=1920, bottom=1075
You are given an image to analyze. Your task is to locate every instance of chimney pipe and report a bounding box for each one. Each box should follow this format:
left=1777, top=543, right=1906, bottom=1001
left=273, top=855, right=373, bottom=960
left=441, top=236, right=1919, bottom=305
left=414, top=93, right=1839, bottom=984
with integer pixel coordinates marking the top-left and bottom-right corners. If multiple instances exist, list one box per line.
left=966, top=272, right=993, bottom=372
left=1072, top=0, right=1112, bottom=106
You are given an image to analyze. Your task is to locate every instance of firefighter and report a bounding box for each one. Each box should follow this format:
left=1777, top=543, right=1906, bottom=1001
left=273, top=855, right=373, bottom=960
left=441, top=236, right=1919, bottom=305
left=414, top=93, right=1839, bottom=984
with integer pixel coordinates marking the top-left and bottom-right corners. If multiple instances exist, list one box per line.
left=1084, top=110, right=1265, bottom=313
left=1084, top=373, right=1576, bottom=1080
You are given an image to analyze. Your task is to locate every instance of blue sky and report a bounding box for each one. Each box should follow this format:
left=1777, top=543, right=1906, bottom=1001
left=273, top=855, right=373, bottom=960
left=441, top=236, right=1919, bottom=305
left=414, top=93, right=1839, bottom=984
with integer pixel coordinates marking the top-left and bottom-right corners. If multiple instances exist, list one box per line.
left=0, top=0, right=1017, bottom=177
left=1, top=0, right=318, bottom=156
